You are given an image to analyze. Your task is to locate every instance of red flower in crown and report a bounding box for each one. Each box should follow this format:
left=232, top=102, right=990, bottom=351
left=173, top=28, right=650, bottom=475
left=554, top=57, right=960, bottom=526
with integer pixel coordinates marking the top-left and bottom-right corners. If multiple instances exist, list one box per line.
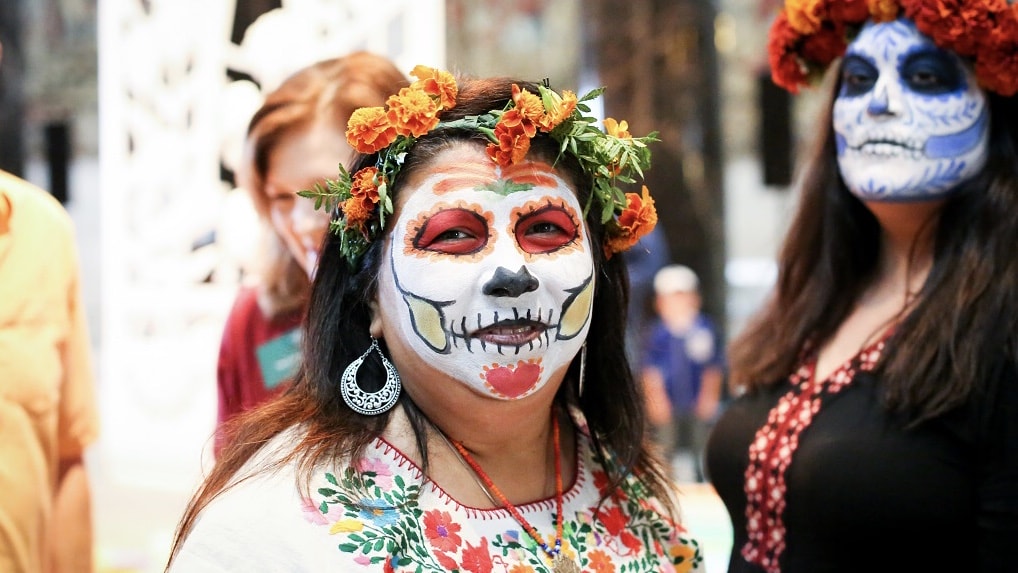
left=768, top=0, right=1018, bottom=95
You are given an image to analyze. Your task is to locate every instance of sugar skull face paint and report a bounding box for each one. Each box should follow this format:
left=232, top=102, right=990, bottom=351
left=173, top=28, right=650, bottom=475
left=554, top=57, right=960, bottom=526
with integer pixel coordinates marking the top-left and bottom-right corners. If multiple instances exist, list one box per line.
left=376, top=154, right=594, bottom=400
left=833, top=19, right=989, bottom=201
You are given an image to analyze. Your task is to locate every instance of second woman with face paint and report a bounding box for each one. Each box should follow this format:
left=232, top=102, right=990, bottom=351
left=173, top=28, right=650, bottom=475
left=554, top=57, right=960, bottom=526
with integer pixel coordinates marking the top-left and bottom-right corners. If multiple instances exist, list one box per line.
left=706, top=5, right=1018, bottom=573
left=166, top=69, right=706, bottom=571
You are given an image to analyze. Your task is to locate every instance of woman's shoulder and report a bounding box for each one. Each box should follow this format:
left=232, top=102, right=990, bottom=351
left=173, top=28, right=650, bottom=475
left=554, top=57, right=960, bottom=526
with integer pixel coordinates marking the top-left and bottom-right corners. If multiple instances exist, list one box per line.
left=168, top=459, right=332, bottom=570
left=170, top=432, right=402, bottom=570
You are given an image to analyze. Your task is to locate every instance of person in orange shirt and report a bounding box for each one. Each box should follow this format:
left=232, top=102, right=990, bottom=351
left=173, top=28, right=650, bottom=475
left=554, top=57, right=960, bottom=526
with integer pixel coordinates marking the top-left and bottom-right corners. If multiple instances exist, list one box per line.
left=0, top=42, right=99, bottom=572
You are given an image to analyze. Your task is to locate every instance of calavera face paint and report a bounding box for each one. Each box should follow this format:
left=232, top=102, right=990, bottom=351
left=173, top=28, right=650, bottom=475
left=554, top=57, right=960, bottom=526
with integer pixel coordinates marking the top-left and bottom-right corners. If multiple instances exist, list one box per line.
left=376, top=157, right=594, bottom=400
left=833, top=18, right=989, bottom=201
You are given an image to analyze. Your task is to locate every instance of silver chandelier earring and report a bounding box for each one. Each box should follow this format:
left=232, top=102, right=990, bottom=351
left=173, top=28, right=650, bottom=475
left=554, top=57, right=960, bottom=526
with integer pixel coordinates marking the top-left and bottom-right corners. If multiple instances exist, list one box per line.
left=578, top=342, right=588, bottom=398
left=341, top=338, right=401, bottom=415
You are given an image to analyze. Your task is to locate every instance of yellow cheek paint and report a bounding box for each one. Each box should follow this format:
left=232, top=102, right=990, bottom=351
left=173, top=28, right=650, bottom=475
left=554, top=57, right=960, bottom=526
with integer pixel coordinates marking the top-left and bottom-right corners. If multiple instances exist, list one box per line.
left=558, top=278, right=593, bottom=339
left=404, top=292, right=449, bottom=352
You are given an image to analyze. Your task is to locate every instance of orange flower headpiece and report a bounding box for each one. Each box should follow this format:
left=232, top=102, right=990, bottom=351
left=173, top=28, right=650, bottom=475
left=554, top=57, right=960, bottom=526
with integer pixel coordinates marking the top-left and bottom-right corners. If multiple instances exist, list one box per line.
left=300, top=65, right=660, bottom=266
left=768, top=0, right=1018, bottom=96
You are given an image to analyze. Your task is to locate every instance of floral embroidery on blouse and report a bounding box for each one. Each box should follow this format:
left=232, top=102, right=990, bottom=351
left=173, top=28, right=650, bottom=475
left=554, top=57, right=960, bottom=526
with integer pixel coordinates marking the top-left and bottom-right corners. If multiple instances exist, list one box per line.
left=741, top=334, right=888, bottom=573
left=308, top=436, right=704, bottom=572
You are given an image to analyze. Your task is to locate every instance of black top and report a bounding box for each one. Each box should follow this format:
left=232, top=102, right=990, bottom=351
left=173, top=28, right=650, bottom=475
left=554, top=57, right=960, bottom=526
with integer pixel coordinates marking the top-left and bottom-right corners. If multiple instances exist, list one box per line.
left=705, top=359, right=1018, bottom=573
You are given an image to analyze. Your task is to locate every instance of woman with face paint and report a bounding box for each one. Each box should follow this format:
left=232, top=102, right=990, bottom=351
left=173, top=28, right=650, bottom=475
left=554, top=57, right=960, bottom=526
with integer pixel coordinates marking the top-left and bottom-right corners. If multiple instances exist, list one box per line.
left=705, top=2, right=1018, bottom=572
left=166, top=69, right=705, bottom=572
left=213, top=52, right=409, bottom=456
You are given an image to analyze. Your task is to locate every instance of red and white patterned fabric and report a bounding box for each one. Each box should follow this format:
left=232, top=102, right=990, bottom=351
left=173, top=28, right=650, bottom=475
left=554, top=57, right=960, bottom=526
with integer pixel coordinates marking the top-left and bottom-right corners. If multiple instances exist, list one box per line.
left=741, top=334, right=888, bottom=573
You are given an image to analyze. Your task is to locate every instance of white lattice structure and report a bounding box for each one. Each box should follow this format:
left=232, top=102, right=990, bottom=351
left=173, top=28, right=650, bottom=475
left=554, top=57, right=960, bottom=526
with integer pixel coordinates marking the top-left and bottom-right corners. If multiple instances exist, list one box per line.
left=97, top=0, right=445, bottom=489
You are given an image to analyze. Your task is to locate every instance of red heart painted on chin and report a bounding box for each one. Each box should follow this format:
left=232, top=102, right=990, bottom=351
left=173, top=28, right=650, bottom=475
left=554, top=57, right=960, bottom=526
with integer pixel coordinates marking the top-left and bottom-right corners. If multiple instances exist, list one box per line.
left=483, top=360, right=543, bottom=398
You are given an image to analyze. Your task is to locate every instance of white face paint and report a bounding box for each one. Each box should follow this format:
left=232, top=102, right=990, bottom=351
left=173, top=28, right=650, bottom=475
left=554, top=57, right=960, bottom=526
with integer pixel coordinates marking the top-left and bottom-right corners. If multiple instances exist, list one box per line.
left=833, top=18, right=989, bottom=201
left=376, top=154, right=594, bottom=400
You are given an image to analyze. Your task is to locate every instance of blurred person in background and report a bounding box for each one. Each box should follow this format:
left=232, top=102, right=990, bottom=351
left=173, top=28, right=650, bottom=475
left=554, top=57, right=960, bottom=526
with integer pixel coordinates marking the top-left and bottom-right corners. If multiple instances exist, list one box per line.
left=215, top=51, right=408, bottom=456
left=706, top=3, right=1018, bottom=571
left=642, top=264, right=723, bottom=483
left=622, top=224, right=670, bottom=371
left=166, top=68, right=704, bottom=571
left=0, top=40, right=99, bottom=573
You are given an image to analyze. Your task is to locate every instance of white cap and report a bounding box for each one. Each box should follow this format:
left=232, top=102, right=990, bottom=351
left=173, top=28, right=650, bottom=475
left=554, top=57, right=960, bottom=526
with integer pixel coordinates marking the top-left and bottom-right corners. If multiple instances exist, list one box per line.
left=653, top=264, right=699, bottom=294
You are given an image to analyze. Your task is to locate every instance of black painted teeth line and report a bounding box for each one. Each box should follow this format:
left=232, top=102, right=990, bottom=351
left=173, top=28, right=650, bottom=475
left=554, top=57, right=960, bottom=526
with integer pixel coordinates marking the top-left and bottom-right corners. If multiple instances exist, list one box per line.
left=439, top=307, right=554, bottom=354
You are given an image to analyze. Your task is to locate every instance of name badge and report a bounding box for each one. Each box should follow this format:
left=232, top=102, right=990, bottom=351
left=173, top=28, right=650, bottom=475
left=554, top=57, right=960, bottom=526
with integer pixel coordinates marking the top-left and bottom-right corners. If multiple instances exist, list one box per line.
left=256, top=327, right=302, bottom=390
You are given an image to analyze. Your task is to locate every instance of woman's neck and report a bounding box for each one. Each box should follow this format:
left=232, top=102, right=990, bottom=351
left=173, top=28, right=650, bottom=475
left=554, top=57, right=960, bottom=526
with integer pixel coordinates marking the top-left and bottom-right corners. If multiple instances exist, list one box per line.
left=385, top=378, right=573, bottom=506
left=866, top=199, right=941, bottom=297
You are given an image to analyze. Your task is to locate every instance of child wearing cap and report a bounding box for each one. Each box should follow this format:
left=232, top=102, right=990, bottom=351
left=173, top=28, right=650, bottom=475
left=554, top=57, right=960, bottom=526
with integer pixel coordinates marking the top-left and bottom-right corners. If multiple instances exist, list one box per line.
left=641, top=264, right=724, bottom=483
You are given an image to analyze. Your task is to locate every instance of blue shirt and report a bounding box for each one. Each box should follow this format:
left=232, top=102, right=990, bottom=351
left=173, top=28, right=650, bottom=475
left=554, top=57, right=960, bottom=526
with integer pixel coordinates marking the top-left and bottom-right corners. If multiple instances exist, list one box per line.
left=642, top=314, right=722, bottom=411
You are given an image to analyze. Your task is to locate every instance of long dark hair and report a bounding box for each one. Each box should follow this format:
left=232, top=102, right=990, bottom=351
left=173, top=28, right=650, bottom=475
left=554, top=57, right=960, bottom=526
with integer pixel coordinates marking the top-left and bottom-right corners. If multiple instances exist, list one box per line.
left=168, top=77, right=671, bottom=565
left=729, top=66, right=1018, bottom=424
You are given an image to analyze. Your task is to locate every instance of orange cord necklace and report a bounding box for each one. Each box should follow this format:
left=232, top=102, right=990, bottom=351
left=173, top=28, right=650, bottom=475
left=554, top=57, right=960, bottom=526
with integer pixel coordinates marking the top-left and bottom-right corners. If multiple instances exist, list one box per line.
left=450, top=413, right=578, bottom=573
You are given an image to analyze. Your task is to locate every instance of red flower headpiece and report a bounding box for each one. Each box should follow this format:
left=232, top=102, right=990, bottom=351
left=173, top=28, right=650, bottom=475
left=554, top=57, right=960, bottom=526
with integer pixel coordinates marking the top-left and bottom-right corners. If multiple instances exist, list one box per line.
left=768, top=0, right=1018, bottom=96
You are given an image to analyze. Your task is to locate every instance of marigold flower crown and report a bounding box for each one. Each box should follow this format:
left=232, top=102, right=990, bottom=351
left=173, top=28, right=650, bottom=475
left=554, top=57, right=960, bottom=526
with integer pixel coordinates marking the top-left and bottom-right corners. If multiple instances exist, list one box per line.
left=298, top=65, right=660, bottom=267
left=768, top=0, right=1018, bottom=96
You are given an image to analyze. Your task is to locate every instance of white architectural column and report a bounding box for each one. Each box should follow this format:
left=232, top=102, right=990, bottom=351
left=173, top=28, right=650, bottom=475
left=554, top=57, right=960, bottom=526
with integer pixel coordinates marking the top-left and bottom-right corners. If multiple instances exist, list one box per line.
left=97, top=0, right=445, bottom=490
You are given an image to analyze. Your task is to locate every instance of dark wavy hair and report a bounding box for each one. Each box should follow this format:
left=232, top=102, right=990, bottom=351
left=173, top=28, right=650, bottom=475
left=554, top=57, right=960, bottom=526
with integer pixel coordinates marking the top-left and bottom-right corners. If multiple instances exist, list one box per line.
left=728, top=64, right=1018, bottom=424
left=167, top=76, right=672, bottom=566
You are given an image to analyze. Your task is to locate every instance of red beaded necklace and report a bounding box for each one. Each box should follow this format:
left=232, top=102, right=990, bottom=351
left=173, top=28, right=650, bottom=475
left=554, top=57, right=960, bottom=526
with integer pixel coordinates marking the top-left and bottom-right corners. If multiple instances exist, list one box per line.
left=450, top=413, right=578, bottom=573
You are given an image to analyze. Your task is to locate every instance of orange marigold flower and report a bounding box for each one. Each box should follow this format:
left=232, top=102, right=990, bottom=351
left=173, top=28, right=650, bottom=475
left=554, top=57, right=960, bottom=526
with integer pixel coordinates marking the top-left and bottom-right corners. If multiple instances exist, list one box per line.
left=511, top=84, right=546, bottom=124
left=866, top=0, right=899, bottom=23
left=500, top=108, right=538, bottom=138
left=410, top=65, right=458, bottom=109
left=536, top=89, right=577, bottom=132
left=349, top=167, right=381, bottom=203
left=341, top=196, right=374, bottom=232
left=786, top=0, right=826, bottom=34
left=768, top=13, right=809, bottom=93
left=905, top=0, right=1004, bottom=56
left=828, top=0, right=870, bottom=23
left=800, top=22, right=849, bottom=64
left=486, top=121, right=531, bottom=167
left=346, top=107, right=397, bottom=154
left=975, top=35, right=1018, bottom=96
left=386, top=87, right=442, bottom=138
left=603, top=117, right=632, bottom=139
left=604, top=186, right=658, bottom=256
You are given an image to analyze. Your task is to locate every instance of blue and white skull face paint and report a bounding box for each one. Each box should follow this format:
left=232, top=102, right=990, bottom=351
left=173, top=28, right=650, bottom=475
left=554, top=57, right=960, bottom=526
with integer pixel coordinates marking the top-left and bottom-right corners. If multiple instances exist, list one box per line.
left=833, top=18, right=989, bottom=201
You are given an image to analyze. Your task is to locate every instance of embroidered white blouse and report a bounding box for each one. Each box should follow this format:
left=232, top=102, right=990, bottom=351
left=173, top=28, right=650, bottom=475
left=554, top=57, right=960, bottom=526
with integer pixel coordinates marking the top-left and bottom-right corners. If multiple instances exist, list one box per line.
left=169, top=429, right=704, bottom=573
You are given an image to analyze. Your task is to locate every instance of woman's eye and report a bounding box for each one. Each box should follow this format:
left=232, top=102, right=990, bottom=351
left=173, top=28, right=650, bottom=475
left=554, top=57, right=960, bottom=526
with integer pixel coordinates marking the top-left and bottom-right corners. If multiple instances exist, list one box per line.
left=526, top=221, right=564, bottom=235
left=839, top=57, right=877, bottom=97
left=266, top=197, right=295, bottom=215
left=515, top=207, right=578, bottom=253
left=903, top=52, right=962, bottom=95
left=414, top=209, right=488, bottom=255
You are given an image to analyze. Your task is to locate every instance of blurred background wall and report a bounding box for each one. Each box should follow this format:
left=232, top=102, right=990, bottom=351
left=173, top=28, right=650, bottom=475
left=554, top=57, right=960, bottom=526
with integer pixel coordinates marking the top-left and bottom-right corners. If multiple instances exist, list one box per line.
left=0, top=0, right=827, bottom=570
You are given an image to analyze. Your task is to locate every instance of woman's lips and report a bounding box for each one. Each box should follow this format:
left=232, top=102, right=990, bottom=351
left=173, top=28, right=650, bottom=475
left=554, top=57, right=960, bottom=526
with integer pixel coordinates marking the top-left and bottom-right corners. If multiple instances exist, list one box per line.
left=471, top=320, right=547, bottom=346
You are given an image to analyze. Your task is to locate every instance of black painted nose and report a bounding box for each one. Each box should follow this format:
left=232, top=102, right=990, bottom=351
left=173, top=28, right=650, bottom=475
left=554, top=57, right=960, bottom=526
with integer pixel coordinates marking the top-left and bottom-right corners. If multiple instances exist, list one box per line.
left=482, top=266, right=539, bottom=297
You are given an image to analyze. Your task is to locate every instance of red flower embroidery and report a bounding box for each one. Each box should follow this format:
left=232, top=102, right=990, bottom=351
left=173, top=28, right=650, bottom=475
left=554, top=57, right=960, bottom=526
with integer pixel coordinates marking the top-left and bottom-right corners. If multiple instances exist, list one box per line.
left=596, top=505, right=628, bottom=536
left=423, top=509, right=463, bottom=552
left=435, top=551, right=460, bottom=571
left=592, top=469, right=611, bottom=495
left=460, top=538, right=494, bottom=573
left=620, top=530, right=642, bottom=555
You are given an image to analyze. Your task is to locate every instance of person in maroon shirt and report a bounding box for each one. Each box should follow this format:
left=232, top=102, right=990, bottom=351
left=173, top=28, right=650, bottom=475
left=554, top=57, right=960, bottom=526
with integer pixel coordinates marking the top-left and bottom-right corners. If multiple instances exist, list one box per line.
left=706, top=3, right=1018, bottom=572
left=215, top=52, right=408, bottom=455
